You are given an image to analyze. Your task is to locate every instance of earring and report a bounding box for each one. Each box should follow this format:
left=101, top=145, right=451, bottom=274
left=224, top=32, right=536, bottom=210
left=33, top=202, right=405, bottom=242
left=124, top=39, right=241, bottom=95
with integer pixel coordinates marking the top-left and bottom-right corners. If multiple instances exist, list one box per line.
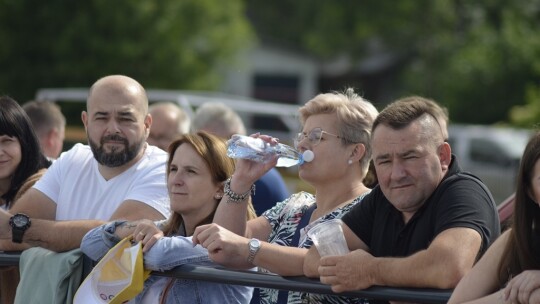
left=215, top=194, right=223, bottom=200
left=348, top=159, right=353, bottom=165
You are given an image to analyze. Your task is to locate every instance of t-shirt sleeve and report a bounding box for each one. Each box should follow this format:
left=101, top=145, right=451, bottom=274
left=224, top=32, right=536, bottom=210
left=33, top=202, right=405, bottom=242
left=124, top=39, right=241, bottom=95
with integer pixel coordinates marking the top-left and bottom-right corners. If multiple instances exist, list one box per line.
left=341, top=189, right=378, bottom=247
left=33, top=144, right=79, bottom=204
left=433, top=176, right=500, bottom=254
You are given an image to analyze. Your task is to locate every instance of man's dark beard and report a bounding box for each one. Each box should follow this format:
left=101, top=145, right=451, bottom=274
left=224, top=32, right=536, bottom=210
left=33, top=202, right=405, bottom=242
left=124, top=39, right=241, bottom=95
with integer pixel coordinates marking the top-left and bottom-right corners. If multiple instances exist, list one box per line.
left=89, top=134, right=144, bottom=167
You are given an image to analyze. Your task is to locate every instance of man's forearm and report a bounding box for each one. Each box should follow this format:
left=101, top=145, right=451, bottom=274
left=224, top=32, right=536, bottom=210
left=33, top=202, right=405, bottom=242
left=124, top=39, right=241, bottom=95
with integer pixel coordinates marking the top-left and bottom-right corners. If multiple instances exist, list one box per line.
left=373, top=228, right=480, bottom=289
left=23, top=219, right=106, bottom=252
left=372, top=250, right=466, bottom=289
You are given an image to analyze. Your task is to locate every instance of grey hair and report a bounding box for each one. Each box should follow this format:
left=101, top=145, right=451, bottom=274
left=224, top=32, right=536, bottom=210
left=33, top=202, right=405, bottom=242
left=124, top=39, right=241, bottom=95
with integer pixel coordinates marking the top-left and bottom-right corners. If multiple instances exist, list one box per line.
left=299, top=88, right=378, bottom=177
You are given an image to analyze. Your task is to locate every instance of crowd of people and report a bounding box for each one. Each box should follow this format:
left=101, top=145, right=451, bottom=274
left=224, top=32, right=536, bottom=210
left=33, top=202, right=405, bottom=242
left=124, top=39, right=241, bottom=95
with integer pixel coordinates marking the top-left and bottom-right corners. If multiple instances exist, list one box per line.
left=0, top=74, right=537, bottom=304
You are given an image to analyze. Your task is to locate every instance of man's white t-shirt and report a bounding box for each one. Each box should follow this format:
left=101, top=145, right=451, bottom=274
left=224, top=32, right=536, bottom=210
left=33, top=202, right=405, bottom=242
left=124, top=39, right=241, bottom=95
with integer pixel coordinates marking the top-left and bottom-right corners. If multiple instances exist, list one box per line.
left=34, top=143, right=171, bottom=221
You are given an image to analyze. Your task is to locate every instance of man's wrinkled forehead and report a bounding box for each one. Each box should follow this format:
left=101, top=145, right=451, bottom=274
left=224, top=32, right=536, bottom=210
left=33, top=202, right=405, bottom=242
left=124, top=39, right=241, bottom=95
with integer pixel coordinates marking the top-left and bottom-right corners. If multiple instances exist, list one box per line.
left=87, top=87, right=146, bottom=115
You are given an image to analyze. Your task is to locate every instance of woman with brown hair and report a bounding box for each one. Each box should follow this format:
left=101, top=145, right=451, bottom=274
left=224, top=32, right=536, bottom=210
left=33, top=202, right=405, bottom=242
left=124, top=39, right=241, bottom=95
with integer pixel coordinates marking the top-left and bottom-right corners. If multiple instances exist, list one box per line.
left=449, top=131, right=540, bottom=304
left=0, top=96, right=51, bottom=304
left=81, top=132, right=256, bottom=303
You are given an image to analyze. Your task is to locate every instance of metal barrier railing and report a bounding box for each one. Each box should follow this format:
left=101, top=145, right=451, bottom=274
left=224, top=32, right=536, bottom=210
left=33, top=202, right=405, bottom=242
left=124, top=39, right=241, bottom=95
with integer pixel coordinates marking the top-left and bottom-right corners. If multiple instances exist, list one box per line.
left=0, top=251, right=452, bottom=303
left=154, top=264, right=452, bottom=303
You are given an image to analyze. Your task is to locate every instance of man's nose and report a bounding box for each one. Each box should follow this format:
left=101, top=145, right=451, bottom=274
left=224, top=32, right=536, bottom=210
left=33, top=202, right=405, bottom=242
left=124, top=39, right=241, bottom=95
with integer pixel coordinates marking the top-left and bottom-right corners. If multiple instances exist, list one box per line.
left=106, top=120, right=121, bottom=134
left=390, top=161, right=406, bottom=180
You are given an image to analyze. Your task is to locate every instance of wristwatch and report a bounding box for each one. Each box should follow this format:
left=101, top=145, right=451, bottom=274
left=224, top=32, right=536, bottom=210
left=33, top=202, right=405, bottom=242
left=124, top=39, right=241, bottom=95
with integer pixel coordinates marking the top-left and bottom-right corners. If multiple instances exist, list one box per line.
left=247, top=238, right=261, bottom=264
left=9, top=213, right=31, bottom=243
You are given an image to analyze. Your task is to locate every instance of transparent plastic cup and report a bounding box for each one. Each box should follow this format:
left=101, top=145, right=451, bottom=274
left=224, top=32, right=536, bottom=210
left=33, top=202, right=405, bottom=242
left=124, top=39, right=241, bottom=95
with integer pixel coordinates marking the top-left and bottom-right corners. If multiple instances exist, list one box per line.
left=307, top=219, right=349, bottom=257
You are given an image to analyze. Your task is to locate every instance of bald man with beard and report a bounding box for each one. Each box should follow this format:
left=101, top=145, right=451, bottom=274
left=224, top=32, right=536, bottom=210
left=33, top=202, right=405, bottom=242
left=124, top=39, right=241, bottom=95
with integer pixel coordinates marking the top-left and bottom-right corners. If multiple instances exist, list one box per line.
left=0, top=75, right=170, bottom=252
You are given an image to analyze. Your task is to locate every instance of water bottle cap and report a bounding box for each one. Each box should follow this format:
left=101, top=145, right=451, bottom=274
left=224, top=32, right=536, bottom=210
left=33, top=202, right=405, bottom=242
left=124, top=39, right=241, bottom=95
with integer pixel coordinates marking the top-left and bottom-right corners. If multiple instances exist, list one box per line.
left=302, top=150, right=314, bottom=162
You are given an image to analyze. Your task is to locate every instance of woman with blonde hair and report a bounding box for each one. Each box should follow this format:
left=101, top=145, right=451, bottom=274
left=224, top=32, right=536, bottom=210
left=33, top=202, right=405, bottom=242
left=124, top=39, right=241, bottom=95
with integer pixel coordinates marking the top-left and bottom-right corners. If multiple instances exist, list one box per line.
left=81, top=131, right=256, bottom=303
left=194, top=88, right=378, bottom=303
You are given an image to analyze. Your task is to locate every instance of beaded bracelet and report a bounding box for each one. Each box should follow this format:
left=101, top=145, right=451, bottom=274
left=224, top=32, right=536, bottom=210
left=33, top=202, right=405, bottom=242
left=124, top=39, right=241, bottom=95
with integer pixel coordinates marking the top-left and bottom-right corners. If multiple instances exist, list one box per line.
left=223, top=177, right=256, bottom=203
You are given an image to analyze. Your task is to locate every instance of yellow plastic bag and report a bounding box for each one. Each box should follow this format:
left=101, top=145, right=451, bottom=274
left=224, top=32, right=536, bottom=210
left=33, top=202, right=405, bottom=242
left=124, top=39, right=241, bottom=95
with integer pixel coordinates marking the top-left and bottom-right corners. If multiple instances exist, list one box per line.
left=74, top=237, right=151, bottom=304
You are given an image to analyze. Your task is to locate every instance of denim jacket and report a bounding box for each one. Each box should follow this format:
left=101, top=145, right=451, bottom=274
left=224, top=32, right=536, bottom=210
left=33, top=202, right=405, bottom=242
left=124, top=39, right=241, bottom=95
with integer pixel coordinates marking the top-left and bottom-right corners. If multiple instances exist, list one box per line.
left=81, top=221, right=253, bottom=304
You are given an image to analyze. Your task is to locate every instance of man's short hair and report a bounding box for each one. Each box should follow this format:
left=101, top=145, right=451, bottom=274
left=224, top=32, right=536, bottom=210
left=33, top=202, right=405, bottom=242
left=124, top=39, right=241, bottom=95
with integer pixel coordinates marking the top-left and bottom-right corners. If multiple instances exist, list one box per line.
left=22, top=100, right=66, bottom=136
left=190, top=102, right=246, bottom=138
left=374, top=96, right=447, bottom=133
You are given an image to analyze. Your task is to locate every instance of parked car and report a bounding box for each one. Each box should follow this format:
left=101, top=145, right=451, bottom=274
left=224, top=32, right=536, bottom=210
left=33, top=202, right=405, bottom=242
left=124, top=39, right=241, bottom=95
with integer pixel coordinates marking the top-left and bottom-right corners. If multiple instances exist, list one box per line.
left=448, top=124, right=532, bottom=205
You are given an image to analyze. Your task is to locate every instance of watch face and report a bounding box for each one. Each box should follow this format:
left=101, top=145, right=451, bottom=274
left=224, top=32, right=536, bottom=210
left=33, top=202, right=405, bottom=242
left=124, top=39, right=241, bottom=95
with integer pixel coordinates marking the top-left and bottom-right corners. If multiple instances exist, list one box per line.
left=249, top=239, right=260, bottom=249
left=12, top=214, right=29, bottom=227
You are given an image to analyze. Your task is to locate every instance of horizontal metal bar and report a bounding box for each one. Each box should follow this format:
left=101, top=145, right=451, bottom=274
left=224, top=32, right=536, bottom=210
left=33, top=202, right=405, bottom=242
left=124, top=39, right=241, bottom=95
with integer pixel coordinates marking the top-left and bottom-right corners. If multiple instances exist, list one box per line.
left=155, top=264, right=452, bottom=304
left=0, top=252, right=452, bottom=303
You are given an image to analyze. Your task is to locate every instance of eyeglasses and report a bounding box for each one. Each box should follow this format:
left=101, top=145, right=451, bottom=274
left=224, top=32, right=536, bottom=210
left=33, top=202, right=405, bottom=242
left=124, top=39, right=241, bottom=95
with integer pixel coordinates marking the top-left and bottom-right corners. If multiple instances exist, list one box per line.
left=294, top=127, right=343, bottom=149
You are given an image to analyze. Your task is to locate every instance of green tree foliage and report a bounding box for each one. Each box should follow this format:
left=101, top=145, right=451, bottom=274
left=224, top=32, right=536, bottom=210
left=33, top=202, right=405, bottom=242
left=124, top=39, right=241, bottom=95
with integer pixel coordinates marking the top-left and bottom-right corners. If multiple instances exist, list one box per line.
left=0, top=0, right=253, bottom=102
left=406, top=0, right=540, bottom=125
left=247, top=0, right=540, bottom=125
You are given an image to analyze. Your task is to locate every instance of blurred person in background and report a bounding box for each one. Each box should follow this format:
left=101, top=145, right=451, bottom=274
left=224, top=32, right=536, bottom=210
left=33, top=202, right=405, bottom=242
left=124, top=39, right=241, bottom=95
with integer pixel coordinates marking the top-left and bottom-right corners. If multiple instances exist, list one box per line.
left=194, top=89, right=378, bottom=303
left=22, top=100, right=66, bottom=160
left=191, top=101, right=290, bottom=216
left=0, top=96, right=51, bottom=304
left=147, top=101, right=190, bottom=151
left=82, top=132, right=256, bottom=303
left=448, top=131, right=540, bottom=304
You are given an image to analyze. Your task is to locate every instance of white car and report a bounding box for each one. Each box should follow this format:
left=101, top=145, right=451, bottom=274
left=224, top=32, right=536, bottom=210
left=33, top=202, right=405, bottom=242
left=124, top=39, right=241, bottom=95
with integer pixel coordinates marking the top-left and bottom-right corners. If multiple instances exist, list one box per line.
left=448, top=124, right=531, bottom=205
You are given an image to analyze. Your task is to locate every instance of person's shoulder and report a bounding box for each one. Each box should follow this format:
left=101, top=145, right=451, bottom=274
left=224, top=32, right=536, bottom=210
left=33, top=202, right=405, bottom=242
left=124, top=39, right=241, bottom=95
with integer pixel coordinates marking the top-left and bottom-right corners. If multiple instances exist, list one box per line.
left=363, top=186, right=384, bottom=203
left=441, top=171, right=492, bottom=194
left=351, top=189, right=373, bottom=205
left=55, top=143, right=93, bottom=163
left=434, top=171, right=497, bottom=214
left=348, top=186, right=389, bottom=214
left=143, top=144, right=168, bottom=161
left=295, top=191, right=315, bottom=201
left=132, top=145, right=168, bottom=174
left=267, top=191, right=313, bottom=215
left=63, top=143, right=91, bottom=154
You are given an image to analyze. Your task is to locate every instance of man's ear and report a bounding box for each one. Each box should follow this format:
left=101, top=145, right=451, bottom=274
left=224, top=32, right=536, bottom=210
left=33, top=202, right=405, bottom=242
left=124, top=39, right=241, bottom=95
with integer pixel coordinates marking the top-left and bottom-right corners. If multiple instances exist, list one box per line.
left=439, top=142, right=452, bottom=170
left=144, top=114, right=152, bottom=137
left=81, top=111, right=88, bottom=130
left=45, top=129, right=57, bottom=147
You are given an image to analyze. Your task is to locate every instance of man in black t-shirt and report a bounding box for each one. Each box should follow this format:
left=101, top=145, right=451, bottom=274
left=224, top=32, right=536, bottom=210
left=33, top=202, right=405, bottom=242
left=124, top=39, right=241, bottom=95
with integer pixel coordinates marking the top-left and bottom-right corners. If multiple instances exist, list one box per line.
left=304, top=96, right=500, bottom=298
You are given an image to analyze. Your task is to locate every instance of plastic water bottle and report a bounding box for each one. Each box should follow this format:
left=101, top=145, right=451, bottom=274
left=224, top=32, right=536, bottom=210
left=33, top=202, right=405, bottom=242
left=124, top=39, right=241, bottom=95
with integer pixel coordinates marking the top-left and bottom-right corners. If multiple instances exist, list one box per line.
left=227, top=134, right=314, bottom=167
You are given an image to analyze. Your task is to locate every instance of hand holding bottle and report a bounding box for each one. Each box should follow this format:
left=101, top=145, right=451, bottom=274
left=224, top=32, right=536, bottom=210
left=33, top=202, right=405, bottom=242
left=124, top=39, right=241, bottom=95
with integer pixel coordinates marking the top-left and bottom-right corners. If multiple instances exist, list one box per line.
left=227, top=134, right=281, bottom=193
left=227, top=134, right=314, bottom=167
left=226, top=134, right=314, bottom=194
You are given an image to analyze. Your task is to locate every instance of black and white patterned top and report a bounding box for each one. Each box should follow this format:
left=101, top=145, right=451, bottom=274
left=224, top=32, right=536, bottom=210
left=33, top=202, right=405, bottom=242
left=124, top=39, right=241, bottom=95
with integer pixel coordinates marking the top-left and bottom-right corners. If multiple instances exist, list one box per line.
left=260, top=191, right=371, bottom=304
